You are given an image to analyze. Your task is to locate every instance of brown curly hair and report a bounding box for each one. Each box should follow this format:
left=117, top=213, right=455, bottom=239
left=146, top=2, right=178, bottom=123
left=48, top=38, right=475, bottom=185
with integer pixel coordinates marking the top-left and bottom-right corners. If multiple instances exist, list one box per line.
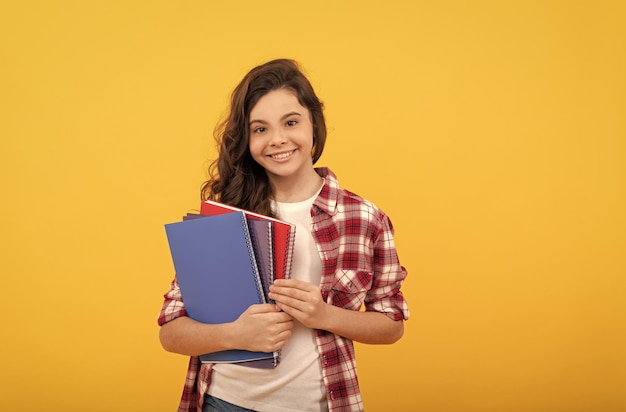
left=201, top=59, right=327, bottom=216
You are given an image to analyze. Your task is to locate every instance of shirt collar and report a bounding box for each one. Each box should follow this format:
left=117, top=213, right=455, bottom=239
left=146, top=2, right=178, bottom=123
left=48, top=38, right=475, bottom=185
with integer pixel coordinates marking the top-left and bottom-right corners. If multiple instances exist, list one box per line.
left=313, top=167, right=340, bottom=216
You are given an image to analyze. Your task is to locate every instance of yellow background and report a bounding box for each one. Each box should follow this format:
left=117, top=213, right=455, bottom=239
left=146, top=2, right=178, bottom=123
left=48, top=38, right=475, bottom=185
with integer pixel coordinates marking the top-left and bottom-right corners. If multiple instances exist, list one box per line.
left=1, top=1, right=624, bottom=411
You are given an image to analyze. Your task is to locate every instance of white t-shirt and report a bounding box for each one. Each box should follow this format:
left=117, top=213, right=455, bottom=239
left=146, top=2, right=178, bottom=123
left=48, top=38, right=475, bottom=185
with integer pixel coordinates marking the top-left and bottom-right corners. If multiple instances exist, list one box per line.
left=209, top=188, right=328, bottom=412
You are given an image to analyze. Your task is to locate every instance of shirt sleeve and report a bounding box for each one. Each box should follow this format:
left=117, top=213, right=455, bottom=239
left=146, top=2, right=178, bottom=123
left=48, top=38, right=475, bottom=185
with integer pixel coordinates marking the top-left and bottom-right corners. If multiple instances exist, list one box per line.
left=157, top=277, right=189, bottom=326
left=364, top=212, right=410, bottom=321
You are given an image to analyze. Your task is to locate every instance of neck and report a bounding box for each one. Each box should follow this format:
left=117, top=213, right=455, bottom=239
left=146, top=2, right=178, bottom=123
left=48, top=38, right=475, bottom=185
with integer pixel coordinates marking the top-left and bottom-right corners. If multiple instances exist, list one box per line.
left=270, top=168, right=323, bottom=203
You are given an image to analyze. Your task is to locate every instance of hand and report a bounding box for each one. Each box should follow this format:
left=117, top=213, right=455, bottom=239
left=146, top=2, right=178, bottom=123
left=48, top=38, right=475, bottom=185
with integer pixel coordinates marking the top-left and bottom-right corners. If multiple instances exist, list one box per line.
left=232, top=304, right=294, bottom=353
left=269, top=279, right=330, bottom=330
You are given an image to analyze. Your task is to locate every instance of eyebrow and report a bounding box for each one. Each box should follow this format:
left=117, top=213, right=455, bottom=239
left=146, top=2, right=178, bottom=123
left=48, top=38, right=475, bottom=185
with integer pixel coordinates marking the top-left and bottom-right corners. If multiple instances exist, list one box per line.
left=249, top=111, right=302, bottom=126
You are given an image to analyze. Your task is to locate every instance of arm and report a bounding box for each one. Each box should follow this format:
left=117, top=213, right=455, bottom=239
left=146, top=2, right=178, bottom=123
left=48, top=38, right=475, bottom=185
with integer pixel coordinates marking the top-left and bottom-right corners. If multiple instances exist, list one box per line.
left=269, top=279, right=404, bottom=344
left=160, top=304, right=294, bottom=356
left=160, top=316, right=238, bottom=356
left=158, top=279, right=294, bottom=356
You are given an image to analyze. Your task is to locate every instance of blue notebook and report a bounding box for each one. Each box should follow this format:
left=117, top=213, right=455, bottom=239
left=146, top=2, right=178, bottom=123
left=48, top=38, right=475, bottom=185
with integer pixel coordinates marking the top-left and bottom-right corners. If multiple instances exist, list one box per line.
left=183, top=213, right=275, bottom=303
left=165, top=211, right=277, bottom=367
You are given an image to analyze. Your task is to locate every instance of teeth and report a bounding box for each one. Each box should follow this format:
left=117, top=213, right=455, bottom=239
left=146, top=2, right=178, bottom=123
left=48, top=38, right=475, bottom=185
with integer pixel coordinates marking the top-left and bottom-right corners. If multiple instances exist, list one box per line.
left=271, top=151, right=293, bottom=159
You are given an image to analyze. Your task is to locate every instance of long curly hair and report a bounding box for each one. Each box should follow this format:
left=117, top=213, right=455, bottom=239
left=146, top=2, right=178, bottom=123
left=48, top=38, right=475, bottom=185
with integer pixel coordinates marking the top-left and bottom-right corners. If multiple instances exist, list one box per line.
left=201, top=59, right=327, bottom=216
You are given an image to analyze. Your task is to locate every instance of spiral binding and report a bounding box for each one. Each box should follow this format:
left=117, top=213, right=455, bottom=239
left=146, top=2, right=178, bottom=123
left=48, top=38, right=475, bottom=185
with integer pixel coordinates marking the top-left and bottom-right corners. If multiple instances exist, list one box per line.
left=239, top=213, right=266, bottom=305
left=243, top=216, right=281, bottom=367
left=282, top=230, right=295, bottom=280
left=265, top=223, right=275, bottom=303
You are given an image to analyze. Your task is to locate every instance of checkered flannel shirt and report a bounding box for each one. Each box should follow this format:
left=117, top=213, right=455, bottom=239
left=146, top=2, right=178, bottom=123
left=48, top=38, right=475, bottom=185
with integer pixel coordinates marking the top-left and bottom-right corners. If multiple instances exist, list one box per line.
left=158, top=167, right=410, bottom=411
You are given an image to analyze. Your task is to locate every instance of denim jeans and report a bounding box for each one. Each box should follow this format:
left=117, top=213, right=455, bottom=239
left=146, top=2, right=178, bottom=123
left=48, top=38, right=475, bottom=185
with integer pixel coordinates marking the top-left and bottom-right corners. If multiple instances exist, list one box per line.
left=203, top=394, right=257, bottom=412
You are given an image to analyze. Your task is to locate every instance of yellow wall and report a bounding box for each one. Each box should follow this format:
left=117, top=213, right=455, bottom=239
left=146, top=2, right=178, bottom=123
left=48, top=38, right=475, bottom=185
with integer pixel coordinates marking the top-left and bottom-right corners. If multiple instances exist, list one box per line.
left=1, top=1, right=624, bottom=411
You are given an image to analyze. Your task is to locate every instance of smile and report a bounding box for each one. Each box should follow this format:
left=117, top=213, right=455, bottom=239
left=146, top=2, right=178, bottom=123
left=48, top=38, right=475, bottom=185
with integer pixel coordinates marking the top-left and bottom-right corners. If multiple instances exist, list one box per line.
left=269, top=150, right=295, bottom=160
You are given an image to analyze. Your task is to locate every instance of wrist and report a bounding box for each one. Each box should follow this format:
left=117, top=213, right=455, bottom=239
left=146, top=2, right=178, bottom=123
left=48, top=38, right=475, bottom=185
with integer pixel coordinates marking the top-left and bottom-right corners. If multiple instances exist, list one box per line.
left=220, top=321, right=240, bottom=350
left=318, top=302, right=339, bottom=333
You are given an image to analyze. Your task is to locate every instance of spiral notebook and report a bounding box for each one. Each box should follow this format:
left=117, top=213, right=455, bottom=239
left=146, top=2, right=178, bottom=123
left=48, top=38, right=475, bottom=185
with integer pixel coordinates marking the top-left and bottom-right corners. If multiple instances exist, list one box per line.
left=164, top=211, right=278, bottom=367
left=183, top=212, right=274, bottom=303
left=246, top=219, right=274, bottom=302
left=199, top=200, right=296, bottom=281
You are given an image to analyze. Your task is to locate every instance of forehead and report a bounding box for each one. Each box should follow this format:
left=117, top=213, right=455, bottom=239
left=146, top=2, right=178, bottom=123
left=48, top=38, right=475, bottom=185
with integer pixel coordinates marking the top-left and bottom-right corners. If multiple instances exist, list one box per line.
left=249, top=88, right=308, bottom=119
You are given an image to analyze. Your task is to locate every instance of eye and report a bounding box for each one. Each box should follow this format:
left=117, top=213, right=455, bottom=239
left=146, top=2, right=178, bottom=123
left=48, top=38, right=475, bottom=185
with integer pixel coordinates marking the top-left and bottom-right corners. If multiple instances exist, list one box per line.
left=252, top=127, right=266, bottom=134
left=286, top=120, right=298, bottom=127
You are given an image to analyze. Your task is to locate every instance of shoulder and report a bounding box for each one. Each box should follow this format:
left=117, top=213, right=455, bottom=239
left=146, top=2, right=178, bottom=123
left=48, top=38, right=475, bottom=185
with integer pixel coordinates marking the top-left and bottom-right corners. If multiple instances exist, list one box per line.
left=339, top=187, right=380, bottom=215
left=338, top=188, right=390, bottom=231
left=315, top=167, right=390, bottom=231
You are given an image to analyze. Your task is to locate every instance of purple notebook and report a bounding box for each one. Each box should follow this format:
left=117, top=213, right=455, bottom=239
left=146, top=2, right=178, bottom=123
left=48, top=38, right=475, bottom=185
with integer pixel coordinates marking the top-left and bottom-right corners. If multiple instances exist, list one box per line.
left=246, top=219, right=274, bottom=303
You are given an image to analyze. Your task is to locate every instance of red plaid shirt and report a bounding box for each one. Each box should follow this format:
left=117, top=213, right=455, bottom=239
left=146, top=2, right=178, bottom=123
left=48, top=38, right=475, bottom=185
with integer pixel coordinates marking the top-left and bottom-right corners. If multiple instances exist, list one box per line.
left=158, top=167, right=409, bottom=411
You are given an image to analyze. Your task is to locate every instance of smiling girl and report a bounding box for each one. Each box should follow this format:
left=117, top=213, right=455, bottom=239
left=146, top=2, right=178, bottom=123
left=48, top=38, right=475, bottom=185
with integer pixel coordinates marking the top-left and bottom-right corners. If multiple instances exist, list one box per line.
left=158, top=59, right=409, bottom=412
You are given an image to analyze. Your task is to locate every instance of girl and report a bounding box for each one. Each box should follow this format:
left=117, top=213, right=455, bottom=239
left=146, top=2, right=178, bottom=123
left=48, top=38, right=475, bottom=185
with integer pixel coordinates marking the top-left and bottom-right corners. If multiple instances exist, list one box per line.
left=158, top=59, right=409, bottom=412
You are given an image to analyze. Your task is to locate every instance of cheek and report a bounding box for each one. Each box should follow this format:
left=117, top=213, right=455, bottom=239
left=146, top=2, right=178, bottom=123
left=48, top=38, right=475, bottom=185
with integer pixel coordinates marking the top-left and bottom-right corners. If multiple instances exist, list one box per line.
left=248, top=140, right=264, bottom=159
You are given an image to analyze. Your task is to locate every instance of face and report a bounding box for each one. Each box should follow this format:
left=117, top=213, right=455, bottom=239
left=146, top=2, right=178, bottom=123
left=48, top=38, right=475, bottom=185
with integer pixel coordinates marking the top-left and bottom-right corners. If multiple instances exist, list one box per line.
left=248, top=88, right=315, bottom=183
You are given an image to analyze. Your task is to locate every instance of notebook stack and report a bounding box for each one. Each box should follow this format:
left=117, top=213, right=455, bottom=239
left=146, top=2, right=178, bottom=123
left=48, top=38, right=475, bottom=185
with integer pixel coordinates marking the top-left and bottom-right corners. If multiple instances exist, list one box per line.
left=164, top=200, right=296, bottom=368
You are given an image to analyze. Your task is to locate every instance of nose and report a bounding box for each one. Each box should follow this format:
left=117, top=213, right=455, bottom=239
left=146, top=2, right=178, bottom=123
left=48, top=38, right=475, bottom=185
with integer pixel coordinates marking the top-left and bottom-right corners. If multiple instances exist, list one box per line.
left=269, top=128, right=287, bottom=146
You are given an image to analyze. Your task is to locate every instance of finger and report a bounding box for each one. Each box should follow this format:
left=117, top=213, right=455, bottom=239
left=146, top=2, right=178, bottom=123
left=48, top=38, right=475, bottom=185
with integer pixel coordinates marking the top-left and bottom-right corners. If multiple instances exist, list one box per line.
left=272, top=333, right=292, bottom=351
left=276, top=313, right=294, bottom=323
left=275, top=301, right=305, bottom=320
left=273, top=278, right=310, bottom=289
left=270, top=285, right=312, bottom=302
left=275, top=302, right=295, bottom=319
left=270, top=290, right=307, bottom=309
left=248, top=303, right=281, bottom=314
